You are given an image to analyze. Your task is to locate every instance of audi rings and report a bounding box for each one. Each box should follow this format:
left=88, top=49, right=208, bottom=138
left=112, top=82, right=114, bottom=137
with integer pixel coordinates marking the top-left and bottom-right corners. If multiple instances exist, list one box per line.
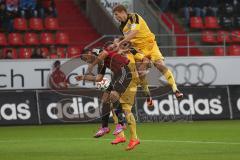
left=166, top=63, right=217, bottom=86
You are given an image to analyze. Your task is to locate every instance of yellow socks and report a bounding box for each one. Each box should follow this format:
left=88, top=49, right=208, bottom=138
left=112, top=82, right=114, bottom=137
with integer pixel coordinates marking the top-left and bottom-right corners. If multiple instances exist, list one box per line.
left=125, top=111, right=138, bottom=140
left=139, top=77, right=151, bottom=97
left=163, top=69, right=178, bottom=93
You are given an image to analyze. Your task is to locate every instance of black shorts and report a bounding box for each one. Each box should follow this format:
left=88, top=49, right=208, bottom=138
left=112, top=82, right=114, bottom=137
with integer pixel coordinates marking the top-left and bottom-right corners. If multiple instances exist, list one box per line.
left=106, top=65, right=132, bottom=94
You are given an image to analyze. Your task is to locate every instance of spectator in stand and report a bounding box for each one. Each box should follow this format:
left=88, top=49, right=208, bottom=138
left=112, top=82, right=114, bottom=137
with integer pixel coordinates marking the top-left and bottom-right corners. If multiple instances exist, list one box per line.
left=183, top=0, right=209, bottom=27
left=5, top=49, right=13, bottom=59
left=49, top=45, right=56, bottom=53
left=205, top=0, right=218, bottom=16
left=0, top=1, right=6, bottom=30
left=37, top=0, right=57, bottom=18
left=19, top=0, right=37, bottom=18
left=31, top=48, right=44, bottom=58
left=159, top=0, right=171, bottom=12
left=49, top=45, right=62, bottom=58
left=5, top=0, right=19, bottom=32
left=192, top=0, right=209, bottom=18
left=233, top=0, right=240, bottom=15
left=182, top=0, right=192, bottom=27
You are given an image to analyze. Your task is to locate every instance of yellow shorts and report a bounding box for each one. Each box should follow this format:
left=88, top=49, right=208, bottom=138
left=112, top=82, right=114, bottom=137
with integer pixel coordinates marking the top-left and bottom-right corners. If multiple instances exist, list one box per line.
left=121, top=103, right=133, bottom=112
left=138, top=41, right=164, bottom=62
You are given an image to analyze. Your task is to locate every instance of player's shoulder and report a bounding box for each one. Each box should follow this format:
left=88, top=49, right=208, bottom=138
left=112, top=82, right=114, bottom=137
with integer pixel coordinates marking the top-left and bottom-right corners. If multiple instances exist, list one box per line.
left=128, top=13, right=141, bottom=24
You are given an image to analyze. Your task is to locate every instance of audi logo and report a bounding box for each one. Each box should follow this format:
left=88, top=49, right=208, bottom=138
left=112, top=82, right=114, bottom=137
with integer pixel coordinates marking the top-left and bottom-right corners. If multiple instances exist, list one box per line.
left=166, top=63, right=217, bottom=86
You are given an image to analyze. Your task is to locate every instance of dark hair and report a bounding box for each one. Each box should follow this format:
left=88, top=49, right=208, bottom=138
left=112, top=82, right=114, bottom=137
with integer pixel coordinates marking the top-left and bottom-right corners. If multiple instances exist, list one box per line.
left=113, top=4, right=127, bottom=13
left=81, top=48, right=91, bottom=55
left=103, top=41, right=114, bottom=49
left=6, top=49, right=12, bottom=53
left=53, top=60, right=61, bottom=68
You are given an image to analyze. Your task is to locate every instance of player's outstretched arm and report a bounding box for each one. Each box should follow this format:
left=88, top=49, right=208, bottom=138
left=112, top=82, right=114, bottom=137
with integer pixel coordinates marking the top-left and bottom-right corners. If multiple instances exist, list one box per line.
left=118, top=30, right=138, bottom=47
left=75, top=74, right=104, bottom=83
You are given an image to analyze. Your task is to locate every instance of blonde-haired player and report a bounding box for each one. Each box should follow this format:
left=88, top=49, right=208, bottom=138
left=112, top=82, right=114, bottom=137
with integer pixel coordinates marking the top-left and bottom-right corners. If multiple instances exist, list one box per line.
left=113, top=5, right=183, bottom=99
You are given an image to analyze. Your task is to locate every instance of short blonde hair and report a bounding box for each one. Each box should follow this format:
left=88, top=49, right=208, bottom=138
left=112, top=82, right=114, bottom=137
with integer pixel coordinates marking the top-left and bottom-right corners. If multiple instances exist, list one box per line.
left=113, top=4, right=127, bottom=13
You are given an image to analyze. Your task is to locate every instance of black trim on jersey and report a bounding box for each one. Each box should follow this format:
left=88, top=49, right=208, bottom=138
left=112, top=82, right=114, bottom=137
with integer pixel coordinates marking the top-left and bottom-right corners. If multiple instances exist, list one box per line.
left=129, top=48, right=138, bottom=55
left=135, top=14, right=139, bottom=24
left=119, top=14, right=132, bottom=34
left=129, top=15, right=134, bottom=23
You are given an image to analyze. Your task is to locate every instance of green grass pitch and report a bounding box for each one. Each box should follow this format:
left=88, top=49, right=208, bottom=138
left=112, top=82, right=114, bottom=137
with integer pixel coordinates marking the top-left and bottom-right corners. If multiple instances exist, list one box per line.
left=0, top=120, right=240, bottom=160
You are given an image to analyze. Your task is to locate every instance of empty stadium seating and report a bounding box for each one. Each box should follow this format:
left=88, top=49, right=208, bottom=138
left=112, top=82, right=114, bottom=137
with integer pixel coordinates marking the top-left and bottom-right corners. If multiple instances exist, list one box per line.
left=8, top=33, right=23, bottom=46
left=0, top=0, right=101, bottom=59
left=25, top=33, right=39, bottom=46
left=204, top=16, right=219, bottom=29
left=56, top=32, right=70, bottom=45
left=214, top=47, right=225, bottom=56
left=184, top=1, right=240, bottom=56
left=40, top=33, right=55, bottom=45
left=202, top=30, right=217, bottom=44
left=45, top=17, right=59, bottom=31
left=228, top=45, right=240, bottom=55
left=67, top=46, right=80, bottom=58
left=231, top=30, right=240, bottom=43
left=0, top=33, right=7, bottom=46
left=19, top=48, right=32, bottom=59
left=190, top=17, right=204, bottom=29
left=29, top=18, right=44, bottom=31
left=13, top=18, right=28, bottom=31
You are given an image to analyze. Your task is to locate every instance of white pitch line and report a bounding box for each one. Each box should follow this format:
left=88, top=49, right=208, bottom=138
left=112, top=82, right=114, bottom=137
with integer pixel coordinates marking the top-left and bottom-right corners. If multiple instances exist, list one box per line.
left=0, top=138, right=240, bottom=145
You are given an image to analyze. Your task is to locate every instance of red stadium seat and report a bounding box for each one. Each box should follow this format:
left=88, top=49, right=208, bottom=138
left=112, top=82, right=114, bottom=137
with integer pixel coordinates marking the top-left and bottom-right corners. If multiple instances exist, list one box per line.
left=50, top=54, right=58, bottom=59
left=41, top=47, right=49, bottom=58
left=217, top=31, right=231, bottom=43
left=3, top=48, right=17, bottom=59
left=56, top=32, right=70, bottom=45
left=57, top=48, right=66, bottom=58
left=190, top=17, right=204, bottom=29
left=214, top=47, right=225, bottom=56
left=205, top=16, right=220, bottom=29
left=8, top=33, right=23, bottom=46
left=67, top=46, right=80, bottom=58
left=231, top=30, right=240, bottom=43
left=202, top=30, right=217, bottom=43
left=40, top=33, right=55, bottom=45
left=13, top=18, right=28, bottom=31
left=45, top=17, right=59, bottom=31
left=0, top=33, right=7, bottom=46
left=25, top=33, right=39, bottom=45
left=29, top=18, right=44, bottom=31
left=19, top=48, right=32, bottom=59
left=228, top=45, right=240, bottom=56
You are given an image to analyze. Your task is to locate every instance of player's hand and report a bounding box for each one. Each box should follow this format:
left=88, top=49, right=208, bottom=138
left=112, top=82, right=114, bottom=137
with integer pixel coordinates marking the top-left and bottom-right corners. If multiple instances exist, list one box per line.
left=115, top=42, right=120, bottom=50
left=75, top=75, right=83, bottom=81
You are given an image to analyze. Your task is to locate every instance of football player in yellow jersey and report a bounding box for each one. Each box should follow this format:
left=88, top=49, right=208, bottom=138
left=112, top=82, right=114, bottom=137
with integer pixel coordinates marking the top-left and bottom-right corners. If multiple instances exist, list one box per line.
left=113, top=37, right=154, bottom=107
left=113, top=5, right=183, bottom=99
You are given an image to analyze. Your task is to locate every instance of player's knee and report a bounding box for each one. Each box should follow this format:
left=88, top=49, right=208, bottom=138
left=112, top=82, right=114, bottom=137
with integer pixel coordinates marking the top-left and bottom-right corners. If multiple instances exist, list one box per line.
left=101, top=92, right=110, bottom=103
left=154, top=60, right=167, bottom=73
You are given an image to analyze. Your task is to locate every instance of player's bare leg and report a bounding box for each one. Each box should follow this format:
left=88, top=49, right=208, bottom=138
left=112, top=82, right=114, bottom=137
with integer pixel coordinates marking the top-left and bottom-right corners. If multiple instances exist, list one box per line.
left=153, top=59, right=183, bottom=100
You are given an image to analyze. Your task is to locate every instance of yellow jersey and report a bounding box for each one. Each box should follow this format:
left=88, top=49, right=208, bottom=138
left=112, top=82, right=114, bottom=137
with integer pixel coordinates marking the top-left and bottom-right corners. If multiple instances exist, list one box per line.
left=120, top=13, right=155, bottom=48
